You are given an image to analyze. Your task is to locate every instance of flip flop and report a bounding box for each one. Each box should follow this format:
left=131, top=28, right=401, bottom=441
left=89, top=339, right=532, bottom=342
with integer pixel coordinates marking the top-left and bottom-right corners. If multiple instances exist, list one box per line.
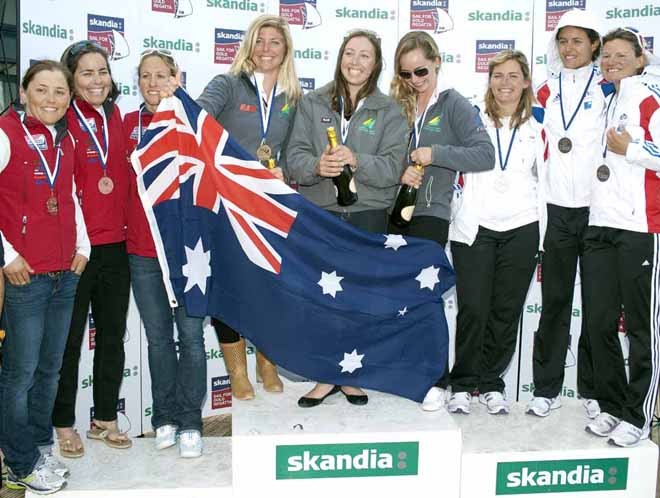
left=57, top=430, right=85, bottom=458
left=86, top=423, right=132, bottom=450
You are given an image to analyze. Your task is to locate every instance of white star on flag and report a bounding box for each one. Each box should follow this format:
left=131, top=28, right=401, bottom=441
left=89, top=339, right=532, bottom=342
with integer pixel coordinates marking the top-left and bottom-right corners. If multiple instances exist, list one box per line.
left=384, top=234, right=407, bottom=251
left=318, top=270, right=344, bottom=298
left=416, top=265, right=440, bottom=291
left=182, top=238, right=212, bottom=294
left=398, top=307, right=408, bottom=317
left=339, top=349, right=364, bottom=373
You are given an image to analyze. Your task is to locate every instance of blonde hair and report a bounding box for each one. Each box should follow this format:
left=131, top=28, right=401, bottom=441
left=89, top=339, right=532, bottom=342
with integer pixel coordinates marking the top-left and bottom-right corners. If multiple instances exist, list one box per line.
left=138, top=52, right=178, bottom=77
left=230, top=15, right=301, bottom=103
left=390, top=31, right=440, bottom=124
left=484, top=50, right=534, bottom=130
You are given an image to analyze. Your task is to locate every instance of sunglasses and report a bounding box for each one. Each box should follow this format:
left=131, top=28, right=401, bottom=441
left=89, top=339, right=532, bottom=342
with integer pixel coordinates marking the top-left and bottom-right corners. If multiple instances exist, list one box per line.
left=63, top=40, right=105, bottom=66
left=140, top=48, right=174, bottom=60
left=398, top=67, right=430, bottom=79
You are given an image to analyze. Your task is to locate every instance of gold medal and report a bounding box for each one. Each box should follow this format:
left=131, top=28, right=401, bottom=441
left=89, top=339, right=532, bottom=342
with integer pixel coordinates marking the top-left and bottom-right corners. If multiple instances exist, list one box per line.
left=46, top=195, right=58, bottom=215
left=98, top=176, right=114, bottom=194
left=256, top=143, right=272, bottom=162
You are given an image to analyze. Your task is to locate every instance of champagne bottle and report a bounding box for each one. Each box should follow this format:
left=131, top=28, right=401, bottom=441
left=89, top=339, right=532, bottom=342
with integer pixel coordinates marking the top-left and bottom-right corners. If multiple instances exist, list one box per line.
left=389, top=163, right=423, bottom=228
left=326, top=127, right=357, bottom=206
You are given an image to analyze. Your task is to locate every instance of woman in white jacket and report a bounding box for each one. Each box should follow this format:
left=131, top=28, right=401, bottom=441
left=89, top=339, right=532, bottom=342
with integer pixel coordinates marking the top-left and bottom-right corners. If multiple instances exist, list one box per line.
left=447, top=50, right=545, bottom=414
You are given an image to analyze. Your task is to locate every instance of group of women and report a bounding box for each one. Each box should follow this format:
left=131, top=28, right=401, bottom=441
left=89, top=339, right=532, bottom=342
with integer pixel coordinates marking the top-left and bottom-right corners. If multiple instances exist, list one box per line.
left=0, top=7, right=658, bottom=495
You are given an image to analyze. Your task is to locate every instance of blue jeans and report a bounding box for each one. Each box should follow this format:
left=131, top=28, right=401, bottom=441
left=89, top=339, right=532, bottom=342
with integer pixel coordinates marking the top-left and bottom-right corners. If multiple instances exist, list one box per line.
left=0, top=271, right=79, bottom=477
left=129, top=255, right=206, bottom=432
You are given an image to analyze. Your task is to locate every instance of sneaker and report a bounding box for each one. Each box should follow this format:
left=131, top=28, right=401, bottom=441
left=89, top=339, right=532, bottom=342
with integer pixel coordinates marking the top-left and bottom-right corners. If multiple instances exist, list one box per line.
left=421, top=387, right=446, bottom=412
left=447, top=392, right=471, bottom=414
left=585, top=412, right=620, bottom=437
left=608, top=421, right=649, bottom=447
left=583, top=398, right=601, bottom=419
left=39, top=447, right=70, bottom=478
left=155, top=424, right=178, bottom=450
left=179, top=430, right=203, bottom=458
left=479, top=391, right=509, bottom=415
left=6, top=463, right=66, bottom=494
left=526, top=396, right=561, bottom=417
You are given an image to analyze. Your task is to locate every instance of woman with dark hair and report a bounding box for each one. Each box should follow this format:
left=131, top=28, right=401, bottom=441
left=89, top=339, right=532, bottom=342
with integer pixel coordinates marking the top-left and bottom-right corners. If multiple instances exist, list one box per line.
left=0, top=60, right=89, bottom=494
left=287, top=29, right=409, bottom=407
left=581, top=28, right=660, bottom=447
left=448, top=50, right=543, bottom=415
left=52, top=41, right=131, bottom=457
left=389, top=30, right=494, bottom=411
left=526, top=9, right=609, bottom=419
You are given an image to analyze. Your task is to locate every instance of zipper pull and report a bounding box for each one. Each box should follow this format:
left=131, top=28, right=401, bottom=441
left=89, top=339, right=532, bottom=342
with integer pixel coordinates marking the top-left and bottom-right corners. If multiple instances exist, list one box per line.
left=21, top=215, right=27, bottom=235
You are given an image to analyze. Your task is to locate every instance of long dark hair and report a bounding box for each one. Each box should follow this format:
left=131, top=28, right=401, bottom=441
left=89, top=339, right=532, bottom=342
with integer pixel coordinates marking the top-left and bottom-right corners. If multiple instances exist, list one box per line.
left=60, top=40, right=120, bottom=103
left=330, top=30, right=382, bottom=117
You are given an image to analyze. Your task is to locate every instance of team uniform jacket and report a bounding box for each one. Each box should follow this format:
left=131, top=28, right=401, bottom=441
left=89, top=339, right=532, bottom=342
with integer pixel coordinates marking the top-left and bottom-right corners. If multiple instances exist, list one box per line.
left=0, top=107, right=90, bottom=272
left=67, top=98, right=129, bottom=246
left=590, top=65, right=660, bottom=233
left=124, top=106, right=157, bottom=258
left=535, top=63, right=612, bottom=208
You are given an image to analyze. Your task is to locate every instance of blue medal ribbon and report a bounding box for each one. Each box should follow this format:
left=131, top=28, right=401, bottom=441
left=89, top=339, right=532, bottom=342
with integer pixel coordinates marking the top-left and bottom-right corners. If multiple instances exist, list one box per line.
left=496, top=125, right=518, bottom=171
left=73, top=100, right=109, bottom=174
left=559, top=67, right=595, bottom=134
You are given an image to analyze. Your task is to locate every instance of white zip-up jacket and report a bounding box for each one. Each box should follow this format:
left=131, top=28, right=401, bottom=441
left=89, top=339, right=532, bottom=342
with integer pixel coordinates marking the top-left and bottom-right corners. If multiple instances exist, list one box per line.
left=535, top=63, right=611, bottom=208
left=590, top=65, right=660, bottom=234
left=450, top=107, right=547, bottom=248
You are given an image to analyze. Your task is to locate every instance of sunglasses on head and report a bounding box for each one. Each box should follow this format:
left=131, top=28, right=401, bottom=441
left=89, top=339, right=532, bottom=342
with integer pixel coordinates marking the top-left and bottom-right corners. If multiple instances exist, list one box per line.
left=398, top=67, right=430, bottom=79
left=63, top=40, right=104, bottom=65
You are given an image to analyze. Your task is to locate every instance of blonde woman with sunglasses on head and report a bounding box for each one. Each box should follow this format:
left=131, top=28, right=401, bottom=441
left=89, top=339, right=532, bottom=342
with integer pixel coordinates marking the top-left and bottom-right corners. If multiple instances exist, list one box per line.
left=123, top=49, right=206, bottom=458
left=389, top=31, right=494, bottom=412
left=197, top=15, right=301, bottom=401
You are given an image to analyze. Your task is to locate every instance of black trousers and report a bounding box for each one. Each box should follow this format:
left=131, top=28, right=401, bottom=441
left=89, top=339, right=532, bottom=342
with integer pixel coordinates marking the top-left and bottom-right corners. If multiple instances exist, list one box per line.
left=582, top=226, right=659, bottom=430
left=389, top=215, right=449, bottom=388
left=450, top=223, right=538, bottom=393
left=52, top=242, right=130, bottom=426
left=532, top=204, right=594, bottom=399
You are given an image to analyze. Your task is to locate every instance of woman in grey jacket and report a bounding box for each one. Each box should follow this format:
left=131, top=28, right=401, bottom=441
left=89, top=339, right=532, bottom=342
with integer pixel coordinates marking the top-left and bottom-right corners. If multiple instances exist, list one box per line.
left=197, top=15, right=302, bottom=401
left=287, top=29, right=409, bottom=407
left=389, top=31, right=495, bottom=411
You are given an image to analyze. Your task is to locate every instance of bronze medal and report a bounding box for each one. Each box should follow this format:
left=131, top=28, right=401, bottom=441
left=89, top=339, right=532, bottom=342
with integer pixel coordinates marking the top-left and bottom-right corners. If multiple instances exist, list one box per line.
left=596, top=164, right=610, bottom=182
left=98, top=176, right=114, bottom=194
left=558, top=137, right=572, bottom=154
left=46, top=195, right=58, bottom=215
left=256, top=143, right=272, bottom=162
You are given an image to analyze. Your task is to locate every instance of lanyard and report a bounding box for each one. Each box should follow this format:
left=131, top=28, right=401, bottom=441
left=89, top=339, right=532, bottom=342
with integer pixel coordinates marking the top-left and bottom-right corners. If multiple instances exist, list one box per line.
left=73, top=100, right=109, bottom=170
left=339, top=96, right=364, bottom=144
left=495, top=125, right=518, bottom=171
left=411, top=104, right=431, bottom=150
left=137, top=104, right=145, bottom=141
left=21, top=121, right=61, bottom=191
left=601, top=92, right=618, bottom=159
left=559, top=67, right=595, bottom=133
left=253, top=75, right=276, bottom=142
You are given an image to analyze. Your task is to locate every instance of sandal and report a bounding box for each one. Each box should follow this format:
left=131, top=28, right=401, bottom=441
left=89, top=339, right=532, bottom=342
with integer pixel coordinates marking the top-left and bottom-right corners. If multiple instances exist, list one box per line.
left=86, top=421, right=132, bottom=450
left=56, top=428, right=85, bottom=458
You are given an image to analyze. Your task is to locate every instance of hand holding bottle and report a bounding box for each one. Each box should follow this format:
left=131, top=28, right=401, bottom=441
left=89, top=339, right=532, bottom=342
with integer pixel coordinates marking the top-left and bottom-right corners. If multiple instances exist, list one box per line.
left=400, top=164, right=424, bottom=188
left=410, top=146, right=433, bottom=167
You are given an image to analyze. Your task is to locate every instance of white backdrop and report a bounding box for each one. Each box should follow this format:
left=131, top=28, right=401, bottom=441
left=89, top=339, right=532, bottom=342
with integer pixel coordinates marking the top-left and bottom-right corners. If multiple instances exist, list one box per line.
left=18, top=0, right=658, bottom=434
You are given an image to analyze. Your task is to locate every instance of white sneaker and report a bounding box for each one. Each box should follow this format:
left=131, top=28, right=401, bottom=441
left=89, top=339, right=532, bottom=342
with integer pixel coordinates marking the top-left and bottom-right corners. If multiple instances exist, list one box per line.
left=479, top=391, right=509, bottom=415
left=155, top=424, right=178, bottom=450
left=585, top=412, right=620, bottom=437
left=179, top=430, right=203, bottom=458
left=583, top=398, right=601, bottom=419
left=421, top=387, right=446, bottom=412
left=39, top=446, right=70, bottom=478
left=525, top=396, right=561, bottom=417
left=6, top=462, right=67, bottom=494
left=608, top=421, right=649, bottom=447
left=447, top=392, right=471, bottom=414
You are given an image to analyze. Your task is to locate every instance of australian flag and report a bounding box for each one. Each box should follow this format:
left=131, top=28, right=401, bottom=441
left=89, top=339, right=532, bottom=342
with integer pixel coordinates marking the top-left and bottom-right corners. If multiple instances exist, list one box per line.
left=131, top=89, right=455, bottom=402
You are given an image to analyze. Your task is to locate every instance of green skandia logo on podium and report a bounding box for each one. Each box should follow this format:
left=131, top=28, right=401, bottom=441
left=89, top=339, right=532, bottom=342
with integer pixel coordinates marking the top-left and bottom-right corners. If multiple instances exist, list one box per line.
left=496, top=458, right=628, bottom=494
left=276, top=442, right=419, bottom=479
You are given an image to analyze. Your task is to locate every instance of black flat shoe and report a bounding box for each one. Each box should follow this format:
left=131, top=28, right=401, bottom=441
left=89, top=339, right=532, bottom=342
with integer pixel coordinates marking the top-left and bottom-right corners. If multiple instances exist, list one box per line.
left=298, top=385, right=340, bottom=408
left=340, top=387, right=368, bottom=406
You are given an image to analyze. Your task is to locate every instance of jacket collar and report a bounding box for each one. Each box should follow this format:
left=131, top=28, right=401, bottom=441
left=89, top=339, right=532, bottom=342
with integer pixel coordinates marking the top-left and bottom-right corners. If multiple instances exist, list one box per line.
left=11, top=102, right=69, bottom=145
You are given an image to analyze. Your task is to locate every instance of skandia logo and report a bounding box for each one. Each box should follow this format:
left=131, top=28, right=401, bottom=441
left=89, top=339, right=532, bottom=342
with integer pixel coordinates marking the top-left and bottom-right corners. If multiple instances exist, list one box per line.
left=522, top=383, right=576, bottom=397
left=299, top=77, right=316, bottom=92
left=606, top=4, right=660, bottom=19
left=143, top=36, right=199, bottom=53
left=294, top=47, right=329, bottom=60
left=276, top=442, right=419, bottom=479
left=335, top=7, right=395, bottom=20
left=152, top=0, right=193, bottom=17
left=280, top=0, right=322, bottom=29
left=115, top=80, right=138, bottom=97
left=545, top=0, right=586, bottom=31
left=214, top=28, right=245, bottom=64
left=206, top=0, right=265, bottom=13
left=211, top=375, right=231, bottom=409
left=22, top=20, right=73, bottom=40
left=495, top=458, right=628, bottom=495
left=475, top=40, right=515, bottom=73
left=467, top=10, right=530, bottom=22
left=410, top=0, right=453, bottom=33
left=88, top=14, right=129, bottom=61
left=439, top=51, right=461, bottom=64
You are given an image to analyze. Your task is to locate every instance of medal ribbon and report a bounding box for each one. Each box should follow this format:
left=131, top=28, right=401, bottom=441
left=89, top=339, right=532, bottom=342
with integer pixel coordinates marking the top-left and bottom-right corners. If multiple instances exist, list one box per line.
left=137, top=103, right=146, bottom=141
left=339, top=96, right=364, bottom=145
left=73, top=100, right=109, bottom=173
left=601, top=91, right=618, bottom=160
left=559, top=67, right=595, bottom=134
left=253, top=76, right=276, bottom=144
left=21, top=121, right=61, bottom=191
left=496, top=126, right=518, bottom=171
